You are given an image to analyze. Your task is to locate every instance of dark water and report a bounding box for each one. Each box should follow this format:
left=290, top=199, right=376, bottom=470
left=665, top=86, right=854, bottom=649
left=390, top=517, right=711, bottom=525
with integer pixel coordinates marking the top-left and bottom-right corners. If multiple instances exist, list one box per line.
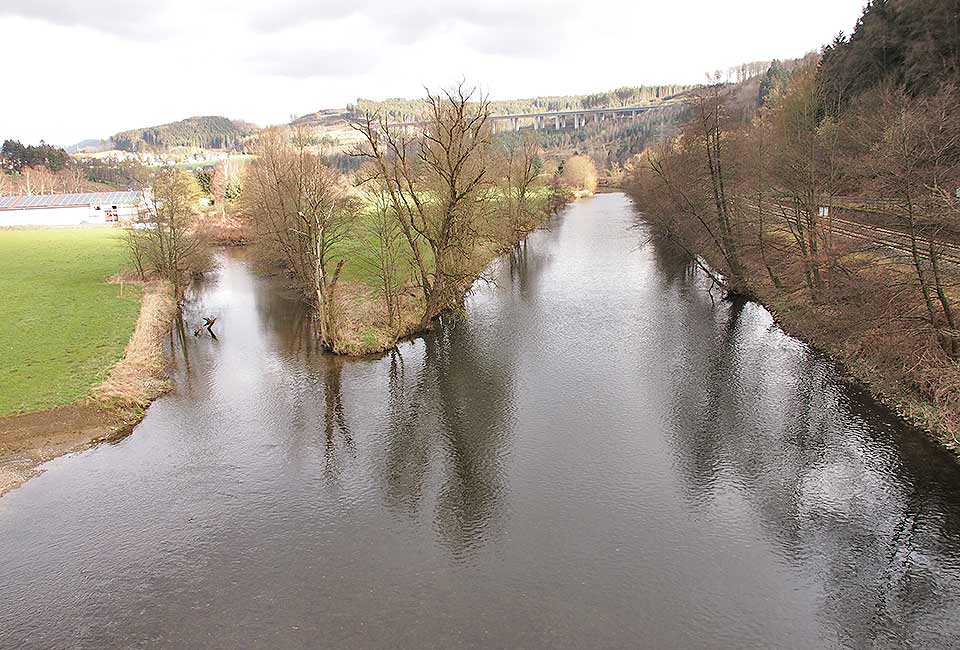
left=3, top=193, right=960, bottom=649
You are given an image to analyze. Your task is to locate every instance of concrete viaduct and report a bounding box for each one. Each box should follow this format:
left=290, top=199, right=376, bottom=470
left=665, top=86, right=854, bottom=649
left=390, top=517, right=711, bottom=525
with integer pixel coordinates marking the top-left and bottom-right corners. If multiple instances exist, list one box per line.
left=386, top=101, right=684, bottom=133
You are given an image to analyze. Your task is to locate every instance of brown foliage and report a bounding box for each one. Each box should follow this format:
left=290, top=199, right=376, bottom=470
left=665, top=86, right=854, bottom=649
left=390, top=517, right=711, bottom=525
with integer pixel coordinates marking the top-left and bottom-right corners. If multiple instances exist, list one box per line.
left=627, top=65, right=960, bottom=447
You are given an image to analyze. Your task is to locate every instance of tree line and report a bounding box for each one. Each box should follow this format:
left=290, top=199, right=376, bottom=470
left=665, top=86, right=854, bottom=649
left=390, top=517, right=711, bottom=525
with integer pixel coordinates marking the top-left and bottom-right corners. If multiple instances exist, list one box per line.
left=0, top=139, right=129, bottom=195
left=1, top=140, right=70, bottom=173
left=345, top=85, right=692, bottom=124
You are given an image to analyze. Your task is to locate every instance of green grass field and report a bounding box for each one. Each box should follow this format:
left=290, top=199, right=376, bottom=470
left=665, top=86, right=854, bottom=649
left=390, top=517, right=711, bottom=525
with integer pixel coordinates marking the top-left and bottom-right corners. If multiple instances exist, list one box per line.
left=0, top=228, right=142, bottom=415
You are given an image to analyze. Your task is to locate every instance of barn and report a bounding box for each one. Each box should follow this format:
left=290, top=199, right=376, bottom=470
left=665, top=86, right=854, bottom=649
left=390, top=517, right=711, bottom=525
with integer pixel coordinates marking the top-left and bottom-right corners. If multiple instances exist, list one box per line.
left=0, top=191, right=145, bottom=226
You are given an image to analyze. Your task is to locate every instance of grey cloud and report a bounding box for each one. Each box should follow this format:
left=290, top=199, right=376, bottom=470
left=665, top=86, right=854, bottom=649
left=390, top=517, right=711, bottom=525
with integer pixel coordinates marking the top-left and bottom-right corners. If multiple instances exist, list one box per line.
left=253, top=0, right=359, bottom=33
left=249, top=45, right=379, bottom=78
left=250, top=0, right=576, bottom=58
left=0, top=0, right=158, bottom=35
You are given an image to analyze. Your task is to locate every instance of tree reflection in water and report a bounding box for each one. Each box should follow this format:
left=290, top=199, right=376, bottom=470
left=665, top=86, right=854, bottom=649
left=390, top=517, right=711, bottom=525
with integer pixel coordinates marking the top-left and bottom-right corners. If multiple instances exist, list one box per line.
left=656, top=251, right=960, bottom=649
left=382, top=314, right=517, bottom=556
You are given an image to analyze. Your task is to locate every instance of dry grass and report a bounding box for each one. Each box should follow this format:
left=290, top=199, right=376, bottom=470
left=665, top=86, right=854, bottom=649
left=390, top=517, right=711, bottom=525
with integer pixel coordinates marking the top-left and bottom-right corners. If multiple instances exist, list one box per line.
left=333, top=282, right=423, bottom=355
left=197, top=213, right=248, bottom=246
left=94, top=280, right=178, bottom=409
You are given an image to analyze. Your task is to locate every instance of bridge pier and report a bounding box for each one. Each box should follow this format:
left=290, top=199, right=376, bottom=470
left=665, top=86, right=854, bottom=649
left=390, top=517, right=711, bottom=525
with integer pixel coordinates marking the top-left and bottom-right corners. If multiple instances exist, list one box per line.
left=555, top=116, right=560, bottom=130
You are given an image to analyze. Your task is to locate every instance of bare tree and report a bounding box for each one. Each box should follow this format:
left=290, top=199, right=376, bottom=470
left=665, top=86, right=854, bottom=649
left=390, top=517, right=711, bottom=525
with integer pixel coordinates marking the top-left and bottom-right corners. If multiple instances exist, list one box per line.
left=353, top=83, right=496, bottom=330
left=210, top=158, right=243, bottom=218
left=496, top=131, right=543, bottom=242
left=768, top=62, right=843, bottom=296
left=243, top=126, right=357, bottom=350
left=861, top=87, right=960, bottom=356
left=129, top=167, right=208, bottom=299
left=639, top=82, right=750, bottom=292
left=360, top=187, right=405, bottom=332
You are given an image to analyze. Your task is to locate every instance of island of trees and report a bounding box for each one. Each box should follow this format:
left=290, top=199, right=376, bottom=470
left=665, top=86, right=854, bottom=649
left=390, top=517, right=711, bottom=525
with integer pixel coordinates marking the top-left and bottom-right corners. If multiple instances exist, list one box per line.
left=121, top=84, right=597, bottom=355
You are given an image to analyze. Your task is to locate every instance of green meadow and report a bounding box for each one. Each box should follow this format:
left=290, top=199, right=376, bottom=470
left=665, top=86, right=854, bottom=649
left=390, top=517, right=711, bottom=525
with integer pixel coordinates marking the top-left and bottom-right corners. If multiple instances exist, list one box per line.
left=0, top=227, right=142, bottom=415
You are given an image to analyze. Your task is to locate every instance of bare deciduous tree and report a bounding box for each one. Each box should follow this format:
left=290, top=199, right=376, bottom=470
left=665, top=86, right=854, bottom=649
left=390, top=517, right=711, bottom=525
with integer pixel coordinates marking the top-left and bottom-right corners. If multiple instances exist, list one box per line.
left=353, top=83, right=496, bottom=330
left=496, top=131, right=542, bottom=241
left=127, top=167, right=208, bottom=300
left=243, top=126, right=357, bottom=350
left=861, top=87, right=960, bottom=356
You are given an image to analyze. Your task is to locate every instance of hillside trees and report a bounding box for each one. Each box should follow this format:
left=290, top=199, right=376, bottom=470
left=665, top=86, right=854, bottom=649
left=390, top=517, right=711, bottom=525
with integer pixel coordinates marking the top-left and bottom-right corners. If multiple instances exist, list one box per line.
left=346, top=84, right=692, bottom=123
left=758, top=60, right=790, bottom=105
left=629, top=45, right=960, bottom=361
left=1, top=140, right=70, bottom=172
left=819, top=0, right=960, bottom=111
left=112, top=116, right=257, bottom=152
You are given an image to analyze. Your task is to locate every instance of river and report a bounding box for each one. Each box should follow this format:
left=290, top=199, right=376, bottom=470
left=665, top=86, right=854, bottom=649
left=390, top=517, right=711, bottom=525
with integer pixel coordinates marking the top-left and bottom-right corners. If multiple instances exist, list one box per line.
left=2, top=193, right=960, bottom=649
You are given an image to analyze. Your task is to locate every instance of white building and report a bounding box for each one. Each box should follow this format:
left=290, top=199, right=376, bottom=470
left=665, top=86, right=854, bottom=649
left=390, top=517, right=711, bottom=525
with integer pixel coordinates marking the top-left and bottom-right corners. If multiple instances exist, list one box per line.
left=0, top=191, right=145, bottom=226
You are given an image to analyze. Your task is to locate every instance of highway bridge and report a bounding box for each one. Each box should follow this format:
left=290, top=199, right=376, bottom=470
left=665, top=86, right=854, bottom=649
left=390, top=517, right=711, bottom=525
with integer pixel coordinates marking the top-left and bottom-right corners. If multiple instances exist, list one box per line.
left=386, top=101, right=687, bottom=133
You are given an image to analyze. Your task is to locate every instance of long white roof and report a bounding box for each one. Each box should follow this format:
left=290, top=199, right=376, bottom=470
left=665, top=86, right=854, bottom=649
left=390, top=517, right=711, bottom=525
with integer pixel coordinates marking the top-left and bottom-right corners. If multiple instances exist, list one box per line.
left=0, top=191, right=141, bottom=210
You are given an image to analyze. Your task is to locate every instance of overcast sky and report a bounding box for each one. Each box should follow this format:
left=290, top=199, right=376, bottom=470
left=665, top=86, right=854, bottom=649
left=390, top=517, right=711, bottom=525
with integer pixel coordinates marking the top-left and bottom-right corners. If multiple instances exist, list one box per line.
left=1, top=0, right=867, bottom=146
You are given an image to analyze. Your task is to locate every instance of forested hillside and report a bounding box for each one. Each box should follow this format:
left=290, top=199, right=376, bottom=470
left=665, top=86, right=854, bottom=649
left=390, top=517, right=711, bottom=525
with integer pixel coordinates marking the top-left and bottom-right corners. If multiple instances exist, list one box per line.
left=1, top=140, right=70, bottom=172
left=111, top=116, right=259, bottom=152
left=535, top=103, right=692, bottom=168
left=626, top=0, right=960, bottom=449
left=819, top=0, right=960, bottom=110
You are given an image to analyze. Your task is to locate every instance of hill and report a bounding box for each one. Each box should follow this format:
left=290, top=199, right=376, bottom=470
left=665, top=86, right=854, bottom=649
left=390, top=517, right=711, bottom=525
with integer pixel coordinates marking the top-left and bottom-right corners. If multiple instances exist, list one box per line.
left=64, top=139, right=108, bottom=154
left=111, top=116, right=259, bottom=152
left=819, top=0, right=960, bottom=110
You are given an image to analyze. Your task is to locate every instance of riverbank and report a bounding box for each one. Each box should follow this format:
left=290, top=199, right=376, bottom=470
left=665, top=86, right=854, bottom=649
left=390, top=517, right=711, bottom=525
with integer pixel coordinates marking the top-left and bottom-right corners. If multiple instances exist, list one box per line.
left=636, top=220, right=960, bottom=459
left=0, top=279, right=177, bottom=497
left=760, top=279, right=960, bottom=456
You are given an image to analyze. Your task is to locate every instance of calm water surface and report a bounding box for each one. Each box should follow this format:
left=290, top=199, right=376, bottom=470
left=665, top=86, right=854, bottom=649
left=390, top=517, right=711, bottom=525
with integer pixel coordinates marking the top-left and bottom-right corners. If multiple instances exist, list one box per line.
left=3, top=193, right=960, bottom=649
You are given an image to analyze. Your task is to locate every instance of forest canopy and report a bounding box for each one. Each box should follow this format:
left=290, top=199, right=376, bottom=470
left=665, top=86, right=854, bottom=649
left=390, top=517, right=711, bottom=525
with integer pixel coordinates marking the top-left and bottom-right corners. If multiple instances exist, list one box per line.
left=818, top=0, right=960, bottom=110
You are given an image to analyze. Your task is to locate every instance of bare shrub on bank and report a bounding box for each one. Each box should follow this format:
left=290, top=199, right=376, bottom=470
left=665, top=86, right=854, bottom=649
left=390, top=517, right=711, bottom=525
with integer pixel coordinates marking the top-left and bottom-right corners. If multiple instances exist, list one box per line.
left=561, top=155, right=598, bottom=195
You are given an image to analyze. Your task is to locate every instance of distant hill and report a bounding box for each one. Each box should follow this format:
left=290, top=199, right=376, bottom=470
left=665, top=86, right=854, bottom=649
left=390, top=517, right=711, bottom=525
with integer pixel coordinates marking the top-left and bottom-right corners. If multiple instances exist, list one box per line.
left=111, top=116, right=260, bottom=152
left=64, top=139, right=108, bottom=154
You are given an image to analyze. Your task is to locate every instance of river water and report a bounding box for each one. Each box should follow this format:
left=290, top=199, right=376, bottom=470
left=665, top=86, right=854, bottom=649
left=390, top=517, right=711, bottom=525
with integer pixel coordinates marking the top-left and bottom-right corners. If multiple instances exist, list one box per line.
left=3, top=193, right=960, bottom=649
